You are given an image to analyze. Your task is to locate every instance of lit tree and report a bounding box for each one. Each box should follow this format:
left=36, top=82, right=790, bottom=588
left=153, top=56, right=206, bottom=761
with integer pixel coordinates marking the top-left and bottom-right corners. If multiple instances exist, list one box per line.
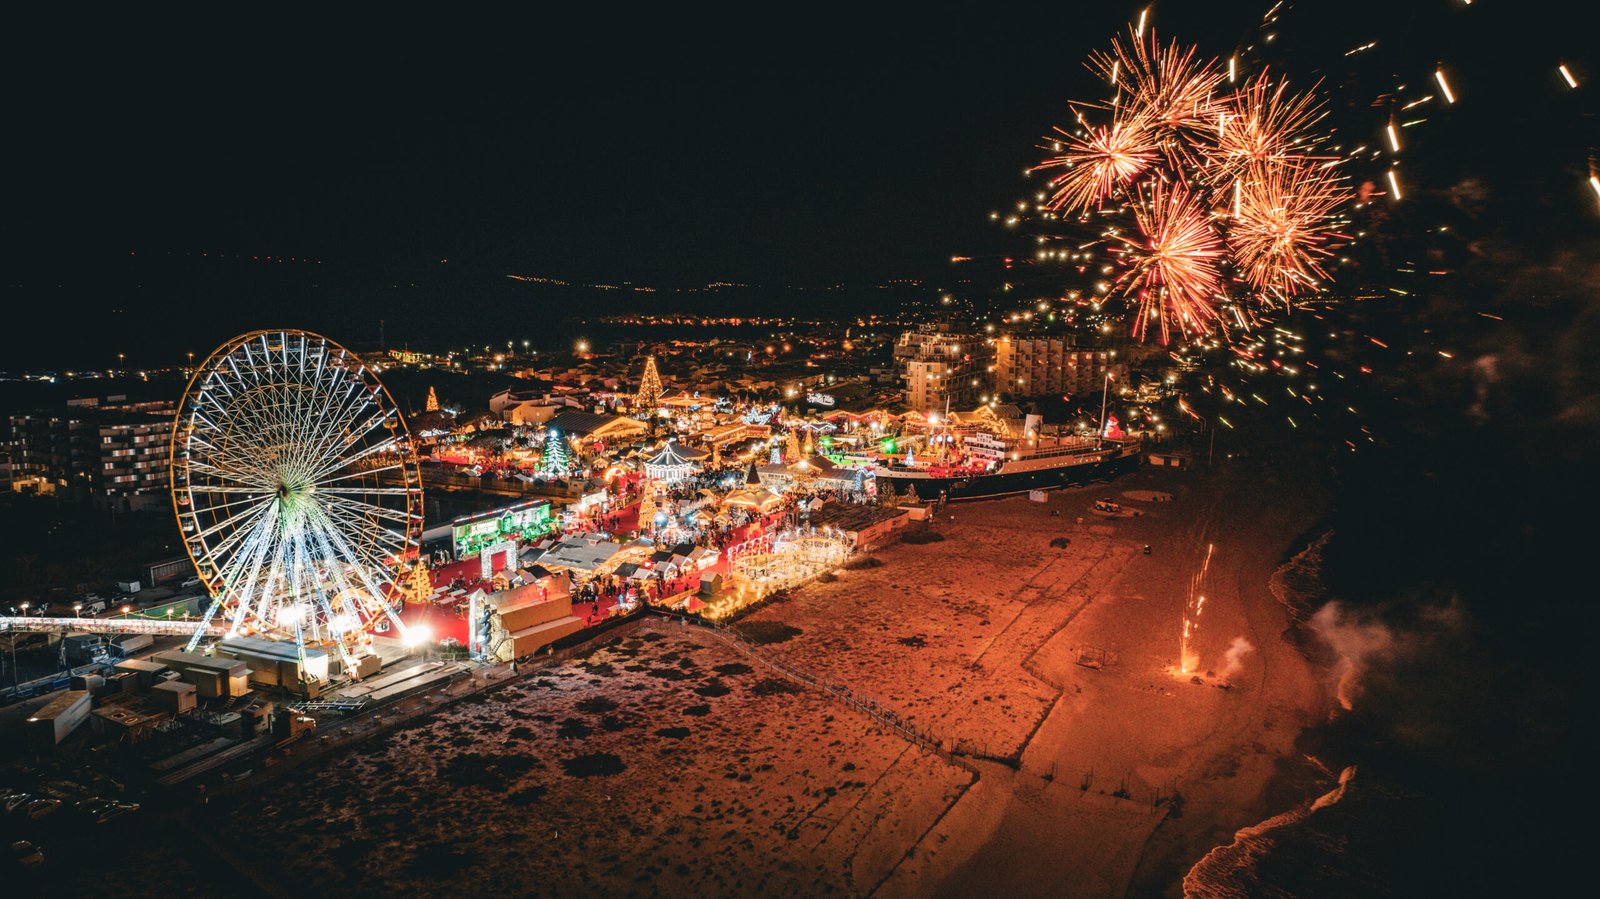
left=637, top=484, right=659, bottom=533
left=539, top=428, right=573, bottom=476
left=878, top=479, right=900, bottom=507
left=802, top=428, right=815, bottom=457
left=784, top=429, right=802, bottom=463
left=405, top=560, right=433, bottom=603
left=425, top=386, right=439, bottom=412
left=634, top=355, right=664, bottom=412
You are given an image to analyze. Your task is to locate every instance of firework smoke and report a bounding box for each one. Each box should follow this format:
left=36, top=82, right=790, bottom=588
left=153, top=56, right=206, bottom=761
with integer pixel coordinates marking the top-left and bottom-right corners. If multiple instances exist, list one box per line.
left=1218, top=635, right=1255, bottom=681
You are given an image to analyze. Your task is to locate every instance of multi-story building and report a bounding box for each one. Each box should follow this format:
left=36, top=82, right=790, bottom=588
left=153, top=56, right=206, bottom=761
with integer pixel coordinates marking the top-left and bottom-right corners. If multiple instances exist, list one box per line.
left=7, top=395, right=175, bottom=511
left=894, top=326, right=991, bottom=413
left=993, top=336, right=1128, bottom=400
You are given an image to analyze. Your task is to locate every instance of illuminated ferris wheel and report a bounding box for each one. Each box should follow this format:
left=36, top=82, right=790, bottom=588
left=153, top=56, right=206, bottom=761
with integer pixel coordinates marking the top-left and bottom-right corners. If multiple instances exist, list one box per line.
left=171, top=330, right=423, bottom=667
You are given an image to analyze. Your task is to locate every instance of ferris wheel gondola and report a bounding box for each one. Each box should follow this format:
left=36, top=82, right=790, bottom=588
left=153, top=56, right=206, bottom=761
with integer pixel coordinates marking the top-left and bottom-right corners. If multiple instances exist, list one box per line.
left=171, top=330, right=423, bottom=673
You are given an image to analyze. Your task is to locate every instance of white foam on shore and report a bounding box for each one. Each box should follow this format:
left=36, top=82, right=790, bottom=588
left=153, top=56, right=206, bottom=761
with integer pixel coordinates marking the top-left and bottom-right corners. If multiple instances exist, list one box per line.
left=1267, top=531, right=1332, bottom=621
left=1180, top=766, right=1357, bottom=898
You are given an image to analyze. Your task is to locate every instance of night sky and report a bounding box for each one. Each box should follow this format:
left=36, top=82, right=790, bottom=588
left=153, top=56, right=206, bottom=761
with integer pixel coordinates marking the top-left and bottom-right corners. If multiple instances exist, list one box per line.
left=4, top=1, right=1591, bottom=367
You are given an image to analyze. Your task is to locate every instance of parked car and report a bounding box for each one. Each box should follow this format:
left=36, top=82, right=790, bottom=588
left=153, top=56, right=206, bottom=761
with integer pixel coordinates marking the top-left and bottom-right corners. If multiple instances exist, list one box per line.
left=25, top=798, right=61, bottom=820
left=94, top=801, right=139, bottom=824
left=179, top=576, right=201, bottom=589
left=10, top=840, right=44, bottom=868
left=76, top=798, right=111, bottom=816
left=3, top=793, right=33, bottom=815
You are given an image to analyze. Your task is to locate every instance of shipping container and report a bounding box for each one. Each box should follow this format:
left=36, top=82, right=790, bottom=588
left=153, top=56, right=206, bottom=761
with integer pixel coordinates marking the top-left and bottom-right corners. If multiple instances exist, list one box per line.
left=24, top=691, right=91, bottom=751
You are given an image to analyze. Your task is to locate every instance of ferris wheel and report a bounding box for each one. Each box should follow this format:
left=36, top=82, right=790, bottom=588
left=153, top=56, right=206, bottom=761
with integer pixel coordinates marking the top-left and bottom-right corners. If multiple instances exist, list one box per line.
left=171, top=330, right=423, bottom=669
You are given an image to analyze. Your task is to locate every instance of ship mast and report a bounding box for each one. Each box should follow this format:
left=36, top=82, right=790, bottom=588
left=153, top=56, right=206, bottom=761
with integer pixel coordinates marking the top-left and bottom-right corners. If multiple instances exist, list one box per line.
left=1099, top=372, right=1112, bottom=440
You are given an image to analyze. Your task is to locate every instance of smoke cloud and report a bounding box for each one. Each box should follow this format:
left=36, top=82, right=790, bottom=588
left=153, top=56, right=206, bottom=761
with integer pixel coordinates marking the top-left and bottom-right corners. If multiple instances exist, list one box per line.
left=1306, top=599, right=1469, bottom=722
left=1218, top=636, right=1254, bottom=682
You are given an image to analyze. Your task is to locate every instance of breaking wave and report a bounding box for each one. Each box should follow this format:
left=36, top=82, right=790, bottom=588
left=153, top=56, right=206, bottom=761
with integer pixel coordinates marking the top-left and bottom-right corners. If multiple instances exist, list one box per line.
left=1181, top=766, right=1357, bottom=899
left=1267, top=530, right=1332, bottom=621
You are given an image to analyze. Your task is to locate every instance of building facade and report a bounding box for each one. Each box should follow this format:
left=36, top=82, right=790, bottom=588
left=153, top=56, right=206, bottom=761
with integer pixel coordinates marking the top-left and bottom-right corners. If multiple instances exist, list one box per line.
left=894, top=327, right=991, bottom=413
left=993, top=336, right=1127, bottom=400
left=6, top=396, right=175, bottom=510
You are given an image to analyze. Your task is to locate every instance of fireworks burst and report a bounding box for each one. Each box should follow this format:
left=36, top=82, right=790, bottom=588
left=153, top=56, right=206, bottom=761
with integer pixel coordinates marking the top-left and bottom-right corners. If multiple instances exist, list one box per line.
left=1206, top=73, right=1328, bottom=186
left=1229, top=160, right=1352, bottom=302
left=1091, top=29, right=1224, bottom=143
left=1116, top=180, right=1226, bottom=343
left=1031, top=23, right=1354, bottom=343
left=1034, top=120, right=1159, bottom=214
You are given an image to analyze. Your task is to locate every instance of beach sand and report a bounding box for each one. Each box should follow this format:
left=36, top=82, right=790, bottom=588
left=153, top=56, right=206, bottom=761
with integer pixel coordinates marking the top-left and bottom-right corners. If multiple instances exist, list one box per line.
left=742, top=453, right=1330, bottom=898
left=174, top=620, right=972, bottom=897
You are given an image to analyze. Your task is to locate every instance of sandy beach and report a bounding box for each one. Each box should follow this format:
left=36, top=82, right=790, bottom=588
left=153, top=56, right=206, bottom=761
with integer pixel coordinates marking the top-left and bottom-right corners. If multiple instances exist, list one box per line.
left=741, top=453, right=1332, bottom=898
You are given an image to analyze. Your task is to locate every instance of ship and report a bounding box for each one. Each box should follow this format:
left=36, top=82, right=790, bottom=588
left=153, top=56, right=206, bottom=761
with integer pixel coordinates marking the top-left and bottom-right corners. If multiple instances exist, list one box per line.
left=872, top=429, right=1141, bottom=502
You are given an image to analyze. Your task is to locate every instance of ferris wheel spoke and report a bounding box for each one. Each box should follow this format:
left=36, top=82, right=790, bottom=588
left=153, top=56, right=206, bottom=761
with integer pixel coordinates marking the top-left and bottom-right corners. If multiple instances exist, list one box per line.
left=186, top=492, right=277, bottom=521
left=313, top=462, right=404, bottom=488
left=199, top=506, right=279, bottom=584
left=202, top=496, right=280, bottom=563
left=317, top=504, right=411, bottom=559
left=294, top=371, right=371, bottom=462
left=306, top=507, right=405, bottom=613
left=322, top=502, right=415, bottom=529
left=308, top=407, right=392, bottom=475
left=317, top=490, right=413, bottom=525
left=220, top=516, right=281, bottom=638
left=183, top=494, right=276, bottom=547
left=315, top=485, right=413, bottom=495
left=187, top=485, right=277, bottom=496
left=309, top=434, right=398, bottom=485
left=314, top=508, right=407, bottom=570
left=185, top=460, right=275, bottom=490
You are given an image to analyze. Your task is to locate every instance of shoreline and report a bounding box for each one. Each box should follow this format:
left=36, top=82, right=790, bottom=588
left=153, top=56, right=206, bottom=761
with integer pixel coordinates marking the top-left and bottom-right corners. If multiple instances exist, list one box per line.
left=1121, top=451, right=1338, bottom=898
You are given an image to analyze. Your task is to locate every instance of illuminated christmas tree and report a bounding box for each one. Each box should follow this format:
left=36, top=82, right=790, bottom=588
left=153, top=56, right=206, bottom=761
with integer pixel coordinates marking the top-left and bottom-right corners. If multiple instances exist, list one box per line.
left=637, top=484, right=659, bottom=533
left=784, top=430, right=802, bottom=463
left=539, top=428, right=572, bottom=476
left=405, top=560, right=433, bottom=603
left=878, top=479, right=900, bottom=507
left=425, top=386, right=439, bottom=412
left=634, top=355, right=663, bottom=412
left=802, top=428, right=815, bottom=457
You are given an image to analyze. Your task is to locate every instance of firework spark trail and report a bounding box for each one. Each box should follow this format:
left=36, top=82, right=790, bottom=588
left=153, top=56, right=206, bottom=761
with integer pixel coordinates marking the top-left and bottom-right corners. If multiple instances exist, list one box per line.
left=1090, top=29, right=1225, bottom=162
left=1206, top=73, right=1329, bottom=187
left=1117, top=179, right=1226, bottom=343
left=1180, top=542, right=1216, bottom=675
left=1230, top=160, right=1352, bottom=303
left=1034, top=120, right=1159, bottom=214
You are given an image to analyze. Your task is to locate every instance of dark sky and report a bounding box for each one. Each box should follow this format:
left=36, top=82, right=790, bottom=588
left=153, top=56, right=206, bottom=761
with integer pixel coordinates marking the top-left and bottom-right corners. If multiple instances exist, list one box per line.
left=3, top=2, right=1591, bottom=367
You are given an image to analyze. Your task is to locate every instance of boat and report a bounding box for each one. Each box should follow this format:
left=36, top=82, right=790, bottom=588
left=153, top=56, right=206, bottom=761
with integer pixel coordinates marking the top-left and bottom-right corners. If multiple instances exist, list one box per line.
left=874, top=430, right=1140, bottom=502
